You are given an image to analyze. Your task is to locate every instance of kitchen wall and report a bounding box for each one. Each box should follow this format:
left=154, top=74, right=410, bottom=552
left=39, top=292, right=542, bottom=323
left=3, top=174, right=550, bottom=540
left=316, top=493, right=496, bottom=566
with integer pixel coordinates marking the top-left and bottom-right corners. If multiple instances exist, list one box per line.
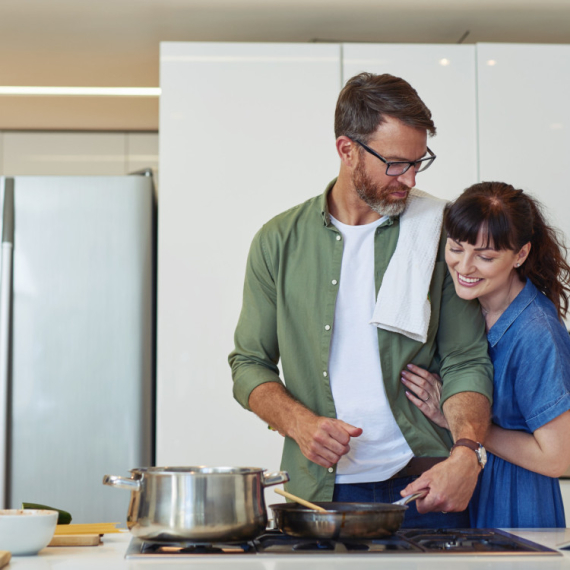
left=0, top=131, right=158, bottom=179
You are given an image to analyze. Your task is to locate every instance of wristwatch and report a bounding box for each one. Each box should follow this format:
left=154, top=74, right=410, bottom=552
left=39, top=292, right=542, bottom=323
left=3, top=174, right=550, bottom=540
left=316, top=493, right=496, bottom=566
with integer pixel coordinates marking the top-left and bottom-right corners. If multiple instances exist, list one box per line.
left=451, top=438, right=487, bottom=469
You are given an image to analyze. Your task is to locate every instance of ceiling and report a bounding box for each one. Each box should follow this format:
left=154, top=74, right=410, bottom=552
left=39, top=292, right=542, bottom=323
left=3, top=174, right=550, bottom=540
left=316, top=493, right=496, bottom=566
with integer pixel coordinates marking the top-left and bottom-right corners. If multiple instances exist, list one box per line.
left=1, top=0, right=569, bottom=130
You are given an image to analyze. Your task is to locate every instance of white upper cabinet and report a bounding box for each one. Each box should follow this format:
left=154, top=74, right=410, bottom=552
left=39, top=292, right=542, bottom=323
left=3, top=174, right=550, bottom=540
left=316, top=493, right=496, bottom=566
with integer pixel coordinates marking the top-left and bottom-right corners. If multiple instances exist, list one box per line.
left=157, top=42, right=342, bottom=469
left=343, top=44, right=478, bottom=201
left=477, top=43, right=570, bottom=246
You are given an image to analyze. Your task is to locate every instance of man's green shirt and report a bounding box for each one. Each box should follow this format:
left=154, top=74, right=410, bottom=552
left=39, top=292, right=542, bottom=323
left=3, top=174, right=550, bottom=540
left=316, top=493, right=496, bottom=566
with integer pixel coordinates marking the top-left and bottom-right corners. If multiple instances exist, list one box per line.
left=229, top=180, right=493, bottom=502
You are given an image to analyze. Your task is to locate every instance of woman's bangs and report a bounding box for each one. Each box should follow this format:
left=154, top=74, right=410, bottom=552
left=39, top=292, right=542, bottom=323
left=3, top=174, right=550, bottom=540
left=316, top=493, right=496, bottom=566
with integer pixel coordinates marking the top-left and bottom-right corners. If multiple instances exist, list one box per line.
left=484, top=215, right=515, bottom=251
left=444, top=202, right=485, bottom=246
left=444, top=200, right=514, bottom=251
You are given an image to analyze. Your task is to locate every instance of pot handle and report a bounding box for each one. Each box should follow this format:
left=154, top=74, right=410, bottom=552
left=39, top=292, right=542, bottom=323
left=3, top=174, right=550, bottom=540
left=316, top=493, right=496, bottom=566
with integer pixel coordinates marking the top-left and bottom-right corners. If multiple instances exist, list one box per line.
left=102, top=474, right=141, bottom=492
left=262, top=471, right=290, bottom=487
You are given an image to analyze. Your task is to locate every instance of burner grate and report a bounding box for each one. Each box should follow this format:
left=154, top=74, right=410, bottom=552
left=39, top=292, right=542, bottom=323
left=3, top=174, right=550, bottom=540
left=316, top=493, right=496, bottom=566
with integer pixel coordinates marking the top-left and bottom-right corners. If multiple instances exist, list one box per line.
left=125, top=528, right=561, bottom=558
left=399, top=528, right=561, bottom=554
left=126, top=537, right=255, bottom=557
left=253, top=532, right=423, bottom=554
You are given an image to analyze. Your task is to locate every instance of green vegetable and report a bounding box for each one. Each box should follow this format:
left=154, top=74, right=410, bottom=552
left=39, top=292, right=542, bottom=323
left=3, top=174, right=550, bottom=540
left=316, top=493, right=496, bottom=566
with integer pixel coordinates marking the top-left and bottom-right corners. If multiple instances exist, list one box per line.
left=22, top=502, right=72, bottom=524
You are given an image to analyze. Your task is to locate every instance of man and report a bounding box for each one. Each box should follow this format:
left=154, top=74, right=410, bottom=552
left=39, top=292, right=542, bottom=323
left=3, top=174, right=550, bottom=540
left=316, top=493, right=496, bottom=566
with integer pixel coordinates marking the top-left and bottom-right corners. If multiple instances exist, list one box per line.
left=229, top=72, right=493, bottom=527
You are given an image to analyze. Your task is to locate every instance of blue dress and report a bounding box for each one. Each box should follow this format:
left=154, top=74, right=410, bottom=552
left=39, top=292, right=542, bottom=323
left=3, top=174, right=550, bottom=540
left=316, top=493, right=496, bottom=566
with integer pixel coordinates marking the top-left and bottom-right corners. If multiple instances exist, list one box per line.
left=470, top=279, right=570, bottom=528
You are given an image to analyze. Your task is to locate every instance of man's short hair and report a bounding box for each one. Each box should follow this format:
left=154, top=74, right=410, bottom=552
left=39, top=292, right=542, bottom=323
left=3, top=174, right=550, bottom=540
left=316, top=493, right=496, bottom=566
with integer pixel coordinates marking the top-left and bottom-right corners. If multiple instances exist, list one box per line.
left=334, top=72, right=436, bottom=142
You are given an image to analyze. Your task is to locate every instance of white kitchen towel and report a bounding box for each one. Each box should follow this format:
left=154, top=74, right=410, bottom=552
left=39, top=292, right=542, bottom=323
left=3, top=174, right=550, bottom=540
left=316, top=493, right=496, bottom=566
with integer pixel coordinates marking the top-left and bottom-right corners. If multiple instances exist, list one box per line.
left=370, top=188, right=447, bottom=343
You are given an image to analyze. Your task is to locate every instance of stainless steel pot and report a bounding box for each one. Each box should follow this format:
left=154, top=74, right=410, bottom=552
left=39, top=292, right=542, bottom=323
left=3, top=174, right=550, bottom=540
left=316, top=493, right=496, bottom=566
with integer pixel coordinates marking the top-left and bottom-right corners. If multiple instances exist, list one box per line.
left=103, top=466, right=289, bottom=543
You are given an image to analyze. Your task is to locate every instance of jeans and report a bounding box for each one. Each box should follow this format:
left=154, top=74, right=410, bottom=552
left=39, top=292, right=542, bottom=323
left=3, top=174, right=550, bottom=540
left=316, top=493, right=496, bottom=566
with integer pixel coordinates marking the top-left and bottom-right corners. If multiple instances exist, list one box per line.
left=333, top=476, right=470, bottom=529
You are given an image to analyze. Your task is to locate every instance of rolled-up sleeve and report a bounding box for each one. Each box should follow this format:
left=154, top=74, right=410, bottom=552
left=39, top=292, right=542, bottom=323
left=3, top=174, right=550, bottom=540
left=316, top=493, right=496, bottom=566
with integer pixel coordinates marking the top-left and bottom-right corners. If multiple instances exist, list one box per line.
left=229, top=227, right=284, bottom=410
left=437, top=259, right=494, bottom=407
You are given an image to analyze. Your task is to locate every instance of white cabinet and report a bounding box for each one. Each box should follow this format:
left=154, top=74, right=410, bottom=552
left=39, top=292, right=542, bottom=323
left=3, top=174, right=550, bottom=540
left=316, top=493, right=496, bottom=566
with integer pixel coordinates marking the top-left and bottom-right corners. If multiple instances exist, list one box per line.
left=157, top=42, right=342, bottom=474
left=343, top=44, right=478, bottom=201
left=477, top=45, right=570, bottom=496
left=477, top=43, right=570, bottom=248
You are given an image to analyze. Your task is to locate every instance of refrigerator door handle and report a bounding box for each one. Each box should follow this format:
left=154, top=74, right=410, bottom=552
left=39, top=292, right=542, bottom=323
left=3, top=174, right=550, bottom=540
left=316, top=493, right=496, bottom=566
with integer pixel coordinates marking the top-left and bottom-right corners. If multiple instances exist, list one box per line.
left=0, top=177, right=15, bottom=509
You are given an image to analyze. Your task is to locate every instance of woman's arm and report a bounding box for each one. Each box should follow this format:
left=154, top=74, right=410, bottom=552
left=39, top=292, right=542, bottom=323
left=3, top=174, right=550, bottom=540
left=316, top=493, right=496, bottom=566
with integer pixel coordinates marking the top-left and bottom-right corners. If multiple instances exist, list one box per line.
left=405, top=363, right=570, bottom=477
left=485, top=411, right=570, bottom=478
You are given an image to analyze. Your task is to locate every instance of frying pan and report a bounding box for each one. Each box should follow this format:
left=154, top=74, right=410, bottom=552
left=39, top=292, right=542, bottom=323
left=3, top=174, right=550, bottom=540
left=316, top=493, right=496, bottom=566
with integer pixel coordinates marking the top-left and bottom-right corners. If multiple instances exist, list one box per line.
left=269, top=493, right=424, bottom=539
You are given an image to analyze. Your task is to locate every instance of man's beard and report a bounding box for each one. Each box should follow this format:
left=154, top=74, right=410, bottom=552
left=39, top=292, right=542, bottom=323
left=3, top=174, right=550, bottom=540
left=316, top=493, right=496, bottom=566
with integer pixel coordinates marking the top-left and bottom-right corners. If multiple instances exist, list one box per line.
left=352, top=158, right=411, bottom=217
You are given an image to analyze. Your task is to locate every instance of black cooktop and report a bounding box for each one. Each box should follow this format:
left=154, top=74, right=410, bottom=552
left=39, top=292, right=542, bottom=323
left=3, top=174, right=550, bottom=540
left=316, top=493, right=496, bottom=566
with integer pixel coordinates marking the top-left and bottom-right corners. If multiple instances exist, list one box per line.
left=125, top=528, right=561, bottom=558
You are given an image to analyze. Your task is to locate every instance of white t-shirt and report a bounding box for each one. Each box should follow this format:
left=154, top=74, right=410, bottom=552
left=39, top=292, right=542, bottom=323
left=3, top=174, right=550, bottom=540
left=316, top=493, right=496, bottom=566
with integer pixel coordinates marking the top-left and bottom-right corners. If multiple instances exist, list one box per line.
left=329, top=215, right=413, bottom=483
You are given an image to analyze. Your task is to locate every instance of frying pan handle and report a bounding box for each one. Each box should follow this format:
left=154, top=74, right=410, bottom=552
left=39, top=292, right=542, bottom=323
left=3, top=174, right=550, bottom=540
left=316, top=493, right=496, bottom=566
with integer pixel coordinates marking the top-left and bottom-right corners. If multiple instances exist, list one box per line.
left=262, top=471, right=290, bottom=487
left=393, top=491, right=428, bottom=506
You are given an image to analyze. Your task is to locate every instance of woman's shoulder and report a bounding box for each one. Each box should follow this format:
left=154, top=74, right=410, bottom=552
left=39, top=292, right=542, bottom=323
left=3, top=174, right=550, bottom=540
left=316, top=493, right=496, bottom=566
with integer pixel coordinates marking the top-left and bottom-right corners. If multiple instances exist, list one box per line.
left=525, top=288, right=566, bottom=330
left=510, top=289, right=570, bottom=358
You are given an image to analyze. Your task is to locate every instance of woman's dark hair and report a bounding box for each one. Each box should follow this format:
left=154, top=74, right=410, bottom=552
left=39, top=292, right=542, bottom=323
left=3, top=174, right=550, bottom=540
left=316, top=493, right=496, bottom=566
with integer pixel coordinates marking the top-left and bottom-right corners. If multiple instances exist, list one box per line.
left=444, top=181, right=570, bottom=319
left=334, top=72, right=436, bottom=142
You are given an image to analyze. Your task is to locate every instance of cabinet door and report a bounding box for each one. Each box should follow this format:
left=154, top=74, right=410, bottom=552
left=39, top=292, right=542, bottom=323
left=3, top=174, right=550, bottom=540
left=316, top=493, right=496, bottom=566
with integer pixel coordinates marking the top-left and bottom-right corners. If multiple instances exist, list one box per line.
left=477, top=43, right=570, bottom=249
left=343, top=44, right=477, bottom=201
left=478, top=44, right=570, bottom=482
left=158, top=43, right=341, bottom=473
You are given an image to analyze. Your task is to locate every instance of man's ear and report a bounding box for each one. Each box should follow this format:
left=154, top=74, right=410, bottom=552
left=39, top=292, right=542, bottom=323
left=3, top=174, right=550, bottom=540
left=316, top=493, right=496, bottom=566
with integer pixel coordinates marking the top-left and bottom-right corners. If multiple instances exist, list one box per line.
left=336, top=136, right=359, bottom=168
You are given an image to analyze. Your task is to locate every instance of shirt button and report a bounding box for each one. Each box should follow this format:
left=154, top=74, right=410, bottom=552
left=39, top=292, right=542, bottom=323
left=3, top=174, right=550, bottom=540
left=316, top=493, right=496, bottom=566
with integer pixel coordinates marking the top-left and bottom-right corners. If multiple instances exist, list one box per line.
left=323, top=371, right=328, bottom=377
left=324, top=325, right=331, bottom=331
left=336, top=235, right=341, bottom=241
left=328, top=467, right=334, bottom=473
left=331, top=279, right=338, bottom=285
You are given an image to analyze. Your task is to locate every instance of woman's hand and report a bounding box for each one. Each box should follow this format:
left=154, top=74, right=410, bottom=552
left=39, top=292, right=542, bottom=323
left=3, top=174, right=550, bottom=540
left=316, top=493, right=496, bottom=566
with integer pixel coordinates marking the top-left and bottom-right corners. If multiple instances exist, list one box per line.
left=401, top=364, right=449, bottom=430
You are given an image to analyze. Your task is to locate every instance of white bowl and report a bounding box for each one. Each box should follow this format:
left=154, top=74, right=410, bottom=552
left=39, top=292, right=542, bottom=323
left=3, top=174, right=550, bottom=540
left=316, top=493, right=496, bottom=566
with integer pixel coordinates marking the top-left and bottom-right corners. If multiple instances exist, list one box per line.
left=0, top=509, right=58, bottom=555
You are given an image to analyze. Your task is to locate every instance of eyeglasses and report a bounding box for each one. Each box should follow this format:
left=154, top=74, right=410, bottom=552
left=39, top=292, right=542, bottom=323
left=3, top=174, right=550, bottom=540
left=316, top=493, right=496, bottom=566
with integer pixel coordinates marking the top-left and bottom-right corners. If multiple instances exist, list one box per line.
left=352, top=138, right=436, bottom=176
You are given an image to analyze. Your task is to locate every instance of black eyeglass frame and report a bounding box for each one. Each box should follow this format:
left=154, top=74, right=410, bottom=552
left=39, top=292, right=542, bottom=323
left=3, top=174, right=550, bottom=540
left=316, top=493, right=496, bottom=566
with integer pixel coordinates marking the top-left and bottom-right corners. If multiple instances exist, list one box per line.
left=351, top=138, right=436, bottom=176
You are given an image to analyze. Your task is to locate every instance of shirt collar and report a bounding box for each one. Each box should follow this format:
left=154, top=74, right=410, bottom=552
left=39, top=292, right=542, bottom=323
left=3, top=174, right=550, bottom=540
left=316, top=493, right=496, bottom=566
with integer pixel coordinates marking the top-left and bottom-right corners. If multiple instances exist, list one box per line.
left=319, top=178, right=395, bottom=228
left=319, top=179, right=336, bottom=226
left=487, top=279, right=537, bottom=347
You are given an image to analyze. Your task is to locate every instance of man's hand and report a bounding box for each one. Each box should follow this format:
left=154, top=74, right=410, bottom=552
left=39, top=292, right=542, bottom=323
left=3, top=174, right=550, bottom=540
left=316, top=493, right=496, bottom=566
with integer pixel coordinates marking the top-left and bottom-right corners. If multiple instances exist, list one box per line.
left=400, top=390, right=489, bottom=512
left=401, top=446, right=480, bottom=512
left=291, top=413, right=363, bottom=468
left=248, top=382, right=362, bottom=468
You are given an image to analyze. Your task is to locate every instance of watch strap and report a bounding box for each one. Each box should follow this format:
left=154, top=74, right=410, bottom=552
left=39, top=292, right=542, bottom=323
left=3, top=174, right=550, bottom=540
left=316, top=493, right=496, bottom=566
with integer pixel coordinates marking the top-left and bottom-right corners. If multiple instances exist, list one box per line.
left=452, top=438, right=479, bottom=453
left=451, top=438, right=485, bottom=468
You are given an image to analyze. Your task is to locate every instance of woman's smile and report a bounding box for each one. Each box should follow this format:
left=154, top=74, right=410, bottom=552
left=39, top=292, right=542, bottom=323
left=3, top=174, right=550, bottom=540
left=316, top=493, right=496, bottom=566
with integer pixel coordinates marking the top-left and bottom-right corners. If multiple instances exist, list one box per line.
left=456, top=273, right=484, bottom=287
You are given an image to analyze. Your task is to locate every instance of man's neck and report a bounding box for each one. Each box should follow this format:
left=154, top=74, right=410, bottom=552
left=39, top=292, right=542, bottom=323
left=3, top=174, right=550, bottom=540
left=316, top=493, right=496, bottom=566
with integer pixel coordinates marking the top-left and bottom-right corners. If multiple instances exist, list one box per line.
left=328, top=171, right=383, bottom=226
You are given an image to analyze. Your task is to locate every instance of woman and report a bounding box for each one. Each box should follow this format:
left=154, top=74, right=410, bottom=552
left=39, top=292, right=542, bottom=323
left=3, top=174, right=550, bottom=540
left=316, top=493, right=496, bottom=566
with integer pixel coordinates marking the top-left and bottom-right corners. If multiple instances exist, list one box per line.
left=402, top=181, right=570, bottom=528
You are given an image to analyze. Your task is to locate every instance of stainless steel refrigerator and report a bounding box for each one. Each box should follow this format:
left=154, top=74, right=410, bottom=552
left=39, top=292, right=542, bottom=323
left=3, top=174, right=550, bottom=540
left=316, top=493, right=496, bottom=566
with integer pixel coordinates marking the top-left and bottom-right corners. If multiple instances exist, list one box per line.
left=0, top=173, right=155, bottom=523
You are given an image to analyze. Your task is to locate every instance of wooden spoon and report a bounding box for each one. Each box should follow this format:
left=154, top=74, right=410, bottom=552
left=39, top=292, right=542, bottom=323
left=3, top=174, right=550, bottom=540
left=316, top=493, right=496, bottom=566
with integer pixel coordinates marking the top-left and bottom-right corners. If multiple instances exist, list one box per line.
left=274, top=488, right=327, bottom=511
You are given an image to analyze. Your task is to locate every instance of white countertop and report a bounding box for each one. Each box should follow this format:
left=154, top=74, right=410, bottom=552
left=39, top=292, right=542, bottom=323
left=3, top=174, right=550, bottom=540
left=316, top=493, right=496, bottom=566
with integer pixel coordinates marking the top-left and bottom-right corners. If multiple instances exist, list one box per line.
left=6, top=530, right=570, bottom=570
